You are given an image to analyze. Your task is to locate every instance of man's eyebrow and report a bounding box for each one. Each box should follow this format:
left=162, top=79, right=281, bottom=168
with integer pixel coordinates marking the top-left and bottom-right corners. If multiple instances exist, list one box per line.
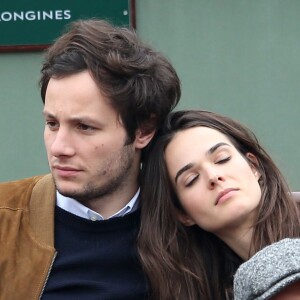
left=42, top=112, right=99, bottom=125
left=42, top=111, right=55, bottom=118
left=174, top=142, right=230, bottom=184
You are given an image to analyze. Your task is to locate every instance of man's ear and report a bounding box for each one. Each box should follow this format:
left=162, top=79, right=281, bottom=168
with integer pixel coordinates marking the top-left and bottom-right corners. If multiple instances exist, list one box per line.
left=246, top=152, right=261, bottom=180
left=134, top=129, right=156, bottom=149
left=176, top=210, right=196, bottom=227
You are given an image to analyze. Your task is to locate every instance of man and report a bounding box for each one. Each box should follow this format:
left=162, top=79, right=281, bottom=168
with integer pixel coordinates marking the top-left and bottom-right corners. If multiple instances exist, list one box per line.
left=0, top=19, right=180, bottom=299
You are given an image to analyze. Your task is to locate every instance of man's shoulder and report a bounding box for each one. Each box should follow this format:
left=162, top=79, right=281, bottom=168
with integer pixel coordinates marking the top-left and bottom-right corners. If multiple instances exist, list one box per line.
left=0, top=174, right=53, bottom=208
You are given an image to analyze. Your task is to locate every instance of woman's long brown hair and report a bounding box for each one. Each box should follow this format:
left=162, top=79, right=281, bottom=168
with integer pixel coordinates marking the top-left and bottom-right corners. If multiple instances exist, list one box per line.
left=138, top=110, right=300, bottom=300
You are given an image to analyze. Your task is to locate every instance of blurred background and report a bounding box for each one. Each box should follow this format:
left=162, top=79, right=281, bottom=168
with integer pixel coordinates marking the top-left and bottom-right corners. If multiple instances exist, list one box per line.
left=0, top=0, right=299, bottom=190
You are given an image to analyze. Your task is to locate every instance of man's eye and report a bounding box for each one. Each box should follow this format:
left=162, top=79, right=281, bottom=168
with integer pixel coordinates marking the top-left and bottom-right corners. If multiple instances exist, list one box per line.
left=45, top=121, right=58, bottom=129
left=78, top=124, right=94, bottom=131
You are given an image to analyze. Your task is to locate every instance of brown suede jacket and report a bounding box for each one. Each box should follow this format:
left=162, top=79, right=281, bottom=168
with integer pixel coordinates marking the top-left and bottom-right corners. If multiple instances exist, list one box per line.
left=0, top=174, right=56, bottom=300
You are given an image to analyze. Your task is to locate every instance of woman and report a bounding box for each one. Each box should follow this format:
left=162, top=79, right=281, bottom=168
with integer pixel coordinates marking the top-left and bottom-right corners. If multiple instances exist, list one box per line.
left=138, top=110, right=300, bottom=300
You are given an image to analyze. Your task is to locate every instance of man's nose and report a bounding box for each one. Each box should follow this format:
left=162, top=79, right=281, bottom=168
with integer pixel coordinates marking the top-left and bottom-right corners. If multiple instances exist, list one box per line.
left=50, top=128, right=75, bottom=157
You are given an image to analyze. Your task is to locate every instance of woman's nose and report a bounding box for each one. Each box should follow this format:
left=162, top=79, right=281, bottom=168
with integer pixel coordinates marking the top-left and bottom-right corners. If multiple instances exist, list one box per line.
left=207, top=172, right=225, bottom=189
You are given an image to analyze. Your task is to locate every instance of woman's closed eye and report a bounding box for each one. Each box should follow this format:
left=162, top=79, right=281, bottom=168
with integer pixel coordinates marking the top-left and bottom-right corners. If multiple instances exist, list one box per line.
left=185, top=174, right=199, bottom=187
left=216, top=156, right=231, bottom=164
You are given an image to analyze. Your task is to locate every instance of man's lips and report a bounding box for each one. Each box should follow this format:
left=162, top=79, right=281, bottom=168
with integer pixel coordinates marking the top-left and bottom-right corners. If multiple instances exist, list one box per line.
left=215, top=188, right=239, bottom=205
left=52, top=165, right=81, bottom=176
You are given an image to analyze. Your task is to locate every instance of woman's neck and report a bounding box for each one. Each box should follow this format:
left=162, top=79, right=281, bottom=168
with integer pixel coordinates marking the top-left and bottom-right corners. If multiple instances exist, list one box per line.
left=216, top=226, right=254, bottom=260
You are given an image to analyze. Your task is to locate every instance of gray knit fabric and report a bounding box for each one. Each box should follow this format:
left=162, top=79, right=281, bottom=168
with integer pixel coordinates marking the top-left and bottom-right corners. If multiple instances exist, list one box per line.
left=234, top=238, right=300, bottom=300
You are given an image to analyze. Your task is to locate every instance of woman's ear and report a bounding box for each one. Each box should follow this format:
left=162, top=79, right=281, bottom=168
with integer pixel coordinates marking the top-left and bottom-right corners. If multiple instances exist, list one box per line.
left=246, top=152, right=261, bottom=180
left=176, top=210, right=196, bottom=227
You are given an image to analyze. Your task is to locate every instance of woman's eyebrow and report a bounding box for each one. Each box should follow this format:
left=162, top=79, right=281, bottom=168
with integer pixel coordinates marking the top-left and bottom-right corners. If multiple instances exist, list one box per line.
left=175, top=163, right=194, bottom=184
left=207, top=142, right=230, bottom=155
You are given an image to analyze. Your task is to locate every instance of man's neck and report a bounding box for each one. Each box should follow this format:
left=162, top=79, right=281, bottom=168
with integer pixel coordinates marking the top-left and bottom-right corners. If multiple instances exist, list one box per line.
left=56, top=188, right=140, bottom=220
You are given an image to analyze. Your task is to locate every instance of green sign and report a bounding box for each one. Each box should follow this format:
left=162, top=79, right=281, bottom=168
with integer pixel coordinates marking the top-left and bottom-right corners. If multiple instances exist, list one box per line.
left=0, top=0, right=133, bottom=50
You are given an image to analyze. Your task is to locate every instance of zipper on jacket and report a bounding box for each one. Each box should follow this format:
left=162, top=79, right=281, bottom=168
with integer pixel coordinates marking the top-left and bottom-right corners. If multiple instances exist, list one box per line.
left=38, top=251, right=57, bottom=300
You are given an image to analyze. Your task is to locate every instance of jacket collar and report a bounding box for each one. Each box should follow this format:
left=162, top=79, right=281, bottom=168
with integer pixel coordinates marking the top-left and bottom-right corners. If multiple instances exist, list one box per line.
left=29, top=174, right=56, bottom=247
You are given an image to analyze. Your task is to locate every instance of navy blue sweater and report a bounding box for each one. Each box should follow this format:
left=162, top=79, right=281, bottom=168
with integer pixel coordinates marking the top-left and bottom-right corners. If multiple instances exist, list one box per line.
left=41, top=206, right=148, bottom=300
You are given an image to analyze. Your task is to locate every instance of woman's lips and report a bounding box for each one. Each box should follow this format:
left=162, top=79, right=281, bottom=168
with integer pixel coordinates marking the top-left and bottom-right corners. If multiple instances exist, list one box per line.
left=215, top=188, right=239, bottom=205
